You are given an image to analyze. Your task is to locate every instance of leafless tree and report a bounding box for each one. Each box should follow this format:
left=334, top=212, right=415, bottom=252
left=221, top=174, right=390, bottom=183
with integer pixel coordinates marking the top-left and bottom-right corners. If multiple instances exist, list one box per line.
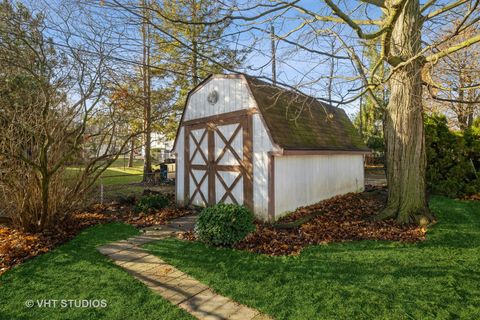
left=0, top=1, right=142, bottom=232
left=22, top=0, right=480, bottom=225
left=425, top=23, right=480, bottom=130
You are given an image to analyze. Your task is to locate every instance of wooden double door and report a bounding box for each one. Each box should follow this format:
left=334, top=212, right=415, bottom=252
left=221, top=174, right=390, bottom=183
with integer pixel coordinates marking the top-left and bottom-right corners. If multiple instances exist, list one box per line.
left=184, top=114, right=253, bottom=209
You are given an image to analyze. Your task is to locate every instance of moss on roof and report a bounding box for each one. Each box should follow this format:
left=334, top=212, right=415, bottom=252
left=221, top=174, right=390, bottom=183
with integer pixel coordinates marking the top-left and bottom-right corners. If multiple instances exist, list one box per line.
left=244, top=76, right=369, bottom=152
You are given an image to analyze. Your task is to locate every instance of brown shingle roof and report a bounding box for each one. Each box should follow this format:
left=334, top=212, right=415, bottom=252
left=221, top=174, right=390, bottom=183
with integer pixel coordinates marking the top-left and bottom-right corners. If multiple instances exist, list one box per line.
left=244, top=75, right=369, bottom=152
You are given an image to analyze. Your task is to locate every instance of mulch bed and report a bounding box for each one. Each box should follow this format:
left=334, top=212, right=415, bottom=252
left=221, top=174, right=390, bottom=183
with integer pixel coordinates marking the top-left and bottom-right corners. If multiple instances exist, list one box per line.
left=0, top=202, right=193, bottom=275
left=177, top=188, right=427, bottom=256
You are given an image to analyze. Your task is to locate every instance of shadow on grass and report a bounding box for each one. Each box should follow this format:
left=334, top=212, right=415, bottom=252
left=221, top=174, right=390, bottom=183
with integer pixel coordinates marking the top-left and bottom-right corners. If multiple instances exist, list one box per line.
left=0, top=223, right=193, bottom=320
left=143, top=196, right=480, bottom=320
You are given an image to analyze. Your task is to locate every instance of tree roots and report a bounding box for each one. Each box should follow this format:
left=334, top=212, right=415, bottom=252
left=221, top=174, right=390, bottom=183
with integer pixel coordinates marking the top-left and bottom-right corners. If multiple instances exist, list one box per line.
left=374, top=206, right=436, bottom=226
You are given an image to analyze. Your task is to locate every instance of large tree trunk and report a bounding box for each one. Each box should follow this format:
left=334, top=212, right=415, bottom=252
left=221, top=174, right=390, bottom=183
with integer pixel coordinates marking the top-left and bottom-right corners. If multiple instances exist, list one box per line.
left=379, top=0, right=434, bottom=225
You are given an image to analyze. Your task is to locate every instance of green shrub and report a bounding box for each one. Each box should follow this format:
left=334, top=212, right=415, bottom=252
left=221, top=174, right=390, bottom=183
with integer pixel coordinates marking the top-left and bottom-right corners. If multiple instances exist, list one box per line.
left=366, top=134, right=385, bottom=153
left=425, top=114, right=480, bottom=198
left=134, top=194, right=169, bottom=213
left=195, top=204, right=255, bottom=247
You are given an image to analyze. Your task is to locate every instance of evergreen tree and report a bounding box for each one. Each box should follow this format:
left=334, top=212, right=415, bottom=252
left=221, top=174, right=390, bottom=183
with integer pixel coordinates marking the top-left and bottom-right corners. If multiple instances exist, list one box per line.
left=150, top=0, right=247, bottom=130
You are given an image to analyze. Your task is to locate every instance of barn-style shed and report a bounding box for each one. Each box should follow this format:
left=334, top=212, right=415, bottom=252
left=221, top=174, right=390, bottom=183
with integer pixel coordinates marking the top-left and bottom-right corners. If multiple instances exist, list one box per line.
left=172, top=74, right=370, bottom=221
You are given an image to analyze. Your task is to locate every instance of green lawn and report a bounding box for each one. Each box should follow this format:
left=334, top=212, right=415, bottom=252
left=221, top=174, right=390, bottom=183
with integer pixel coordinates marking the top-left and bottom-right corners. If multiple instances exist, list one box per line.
left=1, top=197, right=477, bottom=320
left=66, top=159, right=154, bottom=200
left=144, top=197, right=480, bottom=320
left=66, top=159, right=145, bottom=186
left=0, top=223, right=192, bottom=320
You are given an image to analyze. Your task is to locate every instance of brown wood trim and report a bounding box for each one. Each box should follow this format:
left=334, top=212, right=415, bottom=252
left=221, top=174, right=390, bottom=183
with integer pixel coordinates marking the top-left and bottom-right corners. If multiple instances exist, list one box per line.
left=208, top=125, right=215, bottom=205
left=243, top=113, right=253, bottom=211
left=190, top=164, right=208, bottom=170
left=182, top=108, right=259, bottom=127
left=187, top=122, right=212, bottom=130
left=184, top=126, right=190, bottom=204
left=189, top=74, right=244, bottom=95
left=189, top=168, right=208, bottom=204
left=215, top=165, right=242, bottom=172
left=175, top=156, right=178, bottom=205
left=281, top=149, right=371, bottom=156
left=173, top=74, right=257, bottom=153
left=215, top=123, right=242, bottom=165
left=183, top=109, right=254, bottom=211
left=215, top=171, right=242, bottom=205
left=189, top=129, right=208, bottom=164
left=267, top=152, right=275, bottom=222
left=172, top=74, right=214, bottom=153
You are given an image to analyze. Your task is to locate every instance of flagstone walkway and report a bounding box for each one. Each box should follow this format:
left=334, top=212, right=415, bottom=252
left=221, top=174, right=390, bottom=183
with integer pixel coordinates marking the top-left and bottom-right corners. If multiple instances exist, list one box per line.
left=97, top=215, right=271, bottom=320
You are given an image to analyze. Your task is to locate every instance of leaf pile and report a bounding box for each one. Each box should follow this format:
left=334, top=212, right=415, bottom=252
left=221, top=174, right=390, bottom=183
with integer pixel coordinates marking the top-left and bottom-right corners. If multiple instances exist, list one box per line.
left=235, top=190, right=427, bottom=256
left=0, top=212, right=116, bottom=275
left=462, top=193, right=480, bottom=201
left=122, top=207, right=192, bottom=228
left=0, top=203, right=193, bottom=275
left=176, top=230, right=196, bottom=241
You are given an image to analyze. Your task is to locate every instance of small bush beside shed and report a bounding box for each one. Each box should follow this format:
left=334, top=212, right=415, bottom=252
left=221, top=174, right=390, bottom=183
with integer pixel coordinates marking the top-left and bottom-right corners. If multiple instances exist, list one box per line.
left=195, top=204, right=255, bottom=247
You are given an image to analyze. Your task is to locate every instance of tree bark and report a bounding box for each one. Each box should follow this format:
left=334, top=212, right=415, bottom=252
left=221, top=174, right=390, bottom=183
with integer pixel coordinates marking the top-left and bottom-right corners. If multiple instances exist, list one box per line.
left=271, top=24, right=277, bottom=85
left=379, top=0, right=434, bottom=225
left=191, top=0, right=199, bottom=86
left=142, top=0, right=152, bottom=181
left=457, top=69, right=468, bottom=130
left=128, top=138, right=135, bottom=167
left=38, top=173, right=50, bottom=232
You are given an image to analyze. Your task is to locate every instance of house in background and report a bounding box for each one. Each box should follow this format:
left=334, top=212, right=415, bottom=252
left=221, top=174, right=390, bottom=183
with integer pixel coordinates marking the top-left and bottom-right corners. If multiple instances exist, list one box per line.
left=142, top=132, right=175, bottom=163
left=172, top=74, right=370, bottom=221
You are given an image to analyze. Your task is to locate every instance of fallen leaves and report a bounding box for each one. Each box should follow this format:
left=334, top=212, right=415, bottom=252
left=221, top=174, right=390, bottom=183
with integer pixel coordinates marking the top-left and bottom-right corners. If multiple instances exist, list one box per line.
left=0, top=202, right=193, bottom=275
left=122, top=207, right=192, bottom=228
left=0, top=212, right=116, bottom=275
left=235, top=189, right=427, bottom=256
left=176, top=230, right=196, bottom=241
left=462, top=193, right=480, bottom=201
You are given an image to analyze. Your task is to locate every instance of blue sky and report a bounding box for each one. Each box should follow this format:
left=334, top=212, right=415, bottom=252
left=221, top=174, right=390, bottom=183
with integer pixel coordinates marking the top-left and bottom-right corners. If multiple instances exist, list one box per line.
left=22, top=0, right=468, bottom=118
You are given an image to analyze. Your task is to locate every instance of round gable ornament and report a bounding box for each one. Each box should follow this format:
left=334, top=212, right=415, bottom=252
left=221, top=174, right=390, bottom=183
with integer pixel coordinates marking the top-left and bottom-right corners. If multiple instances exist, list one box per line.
left=207, top=90, right=218, bottom=105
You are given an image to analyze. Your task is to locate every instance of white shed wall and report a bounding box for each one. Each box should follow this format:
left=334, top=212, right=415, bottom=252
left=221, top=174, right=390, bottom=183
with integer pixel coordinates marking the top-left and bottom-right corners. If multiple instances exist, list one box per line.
left=175, top=127, right=185, bottom=205
left=183, top=77, right=256, bottom=121
left=252, top=113, right=276, bottom=220
left=175, top=76, right=277, bottom=216
left=274, top=154, right=364, bottom=218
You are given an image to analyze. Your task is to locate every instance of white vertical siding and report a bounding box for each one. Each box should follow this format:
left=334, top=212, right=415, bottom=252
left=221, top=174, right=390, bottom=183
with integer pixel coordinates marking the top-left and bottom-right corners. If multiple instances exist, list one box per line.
left=274, top=154, right=364, bottom=219
left=183, top=77, right=255, bottom=121
left=175, top=127, right=185, bottom=205
left=252, top=114, right=275, bottom=220
left=176, top=75, right=278, bottom=220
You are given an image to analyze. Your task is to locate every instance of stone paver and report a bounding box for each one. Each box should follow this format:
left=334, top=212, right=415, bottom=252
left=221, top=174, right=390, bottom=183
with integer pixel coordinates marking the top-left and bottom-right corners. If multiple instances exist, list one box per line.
left=97, top=215, right=272, bottom=320
left=97, top=241, right=135, bottom=255
left=106, top=248, right=150, bottom=262
left=167, top=214, right=198, bottom=231
left=125, top=235, right=158, bottom=245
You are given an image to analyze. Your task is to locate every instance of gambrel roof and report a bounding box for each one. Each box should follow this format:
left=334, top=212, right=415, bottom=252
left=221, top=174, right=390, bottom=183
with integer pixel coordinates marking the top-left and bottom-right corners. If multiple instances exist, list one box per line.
left=243, top=75, right=369, bottom=152
left=173, top=74, right=369, bottom=153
